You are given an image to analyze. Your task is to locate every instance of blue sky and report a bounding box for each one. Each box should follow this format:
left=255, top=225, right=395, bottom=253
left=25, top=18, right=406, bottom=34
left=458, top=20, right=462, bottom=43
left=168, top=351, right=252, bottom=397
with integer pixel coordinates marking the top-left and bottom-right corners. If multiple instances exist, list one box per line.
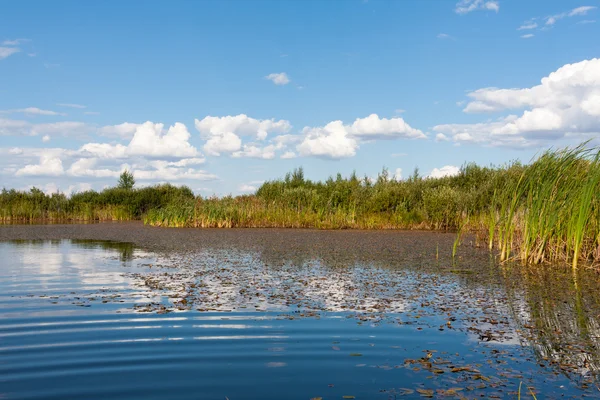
left=1, top=0, right=599, bottom=195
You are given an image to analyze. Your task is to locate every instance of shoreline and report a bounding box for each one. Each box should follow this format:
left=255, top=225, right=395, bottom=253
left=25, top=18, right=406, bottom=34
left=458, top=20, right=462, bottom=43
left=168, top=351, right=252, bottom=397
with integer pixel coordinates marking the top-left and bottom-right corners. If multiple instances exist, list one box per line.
left=0, top=221, right=483, bottom=266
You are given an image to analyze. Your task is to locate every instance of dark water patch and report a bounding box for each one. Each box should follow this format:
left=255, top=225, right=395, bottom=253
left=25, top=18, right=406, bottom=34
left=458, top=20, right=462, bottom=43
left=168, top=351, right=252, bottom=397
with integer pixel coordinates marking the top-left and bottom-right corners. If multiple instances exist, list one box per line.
left=1, top=239, right=600, bottom=399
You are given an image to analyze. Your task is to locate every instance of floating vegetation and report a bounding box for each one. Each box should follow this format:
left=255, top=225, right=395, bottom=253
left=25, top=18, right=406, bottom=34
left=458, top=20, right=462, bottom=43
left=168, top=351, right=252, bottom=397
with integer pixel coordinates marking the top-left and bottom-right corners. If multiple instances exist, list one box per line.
left=4, top=237, right=600, bottom=397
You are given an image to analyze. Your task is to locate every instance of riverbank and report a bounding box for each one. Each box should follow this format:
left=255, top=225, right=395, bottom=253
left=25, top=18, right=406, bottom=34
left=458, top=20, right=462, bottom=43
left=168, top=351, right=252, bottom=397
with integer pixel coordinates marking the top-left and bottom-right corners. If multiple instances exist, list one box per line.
left=0, top=221, right=482, bottom=266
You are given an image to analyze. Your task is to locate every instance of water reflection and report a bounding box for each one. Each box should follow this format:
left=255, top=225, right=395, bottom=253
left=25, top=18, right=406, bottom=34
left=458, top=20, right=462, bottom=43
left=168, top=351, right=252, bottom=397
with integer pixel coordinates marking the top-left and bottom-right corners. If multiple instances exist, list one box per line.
left=502, top=264, right=600, bottom=383
left=2, top=239, right=600, bottom=398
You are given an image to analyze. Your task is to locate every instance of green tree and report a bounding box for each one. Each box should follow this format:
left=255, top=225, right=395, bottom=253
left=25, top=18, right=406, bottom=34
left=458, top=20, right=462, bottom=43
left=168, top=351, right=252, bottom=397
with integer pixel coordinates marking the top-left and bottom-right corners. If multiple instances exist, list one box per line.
left=117, top=170, right=135, bottom=190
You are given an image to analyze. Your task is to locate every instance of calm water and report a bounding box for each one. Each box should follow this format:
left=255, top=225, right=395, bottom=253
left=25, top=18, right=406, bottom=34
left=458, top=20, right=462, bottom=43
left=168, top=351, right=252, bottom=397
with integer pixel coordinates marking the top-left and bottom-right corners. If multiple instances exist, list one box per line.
left=1, top=240, right=599, bottom=399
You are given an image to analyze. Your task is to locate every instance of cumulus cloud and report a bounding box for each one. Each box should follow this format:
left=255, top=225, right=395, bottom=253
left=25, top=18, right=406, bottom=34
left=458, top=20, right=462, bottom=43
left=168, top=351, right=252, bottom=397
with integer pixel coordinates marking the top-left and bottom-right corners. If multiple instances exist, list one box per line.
left=196, top=114, right=291, bottom=156
left=67, top=158, right=120, bottom=178
left=429, top=165, right=460, bottom=178
left=296, top=114, right=425, bottom=159
left=238, top=184, right=258, bottom=193
left=98, top=122, right=141, bottom=139
left=348, top=114, right=426, bottom=140
left=42, top=135, right=50, bottom=143
left=265, top=72, right=290, bottom=85
left=455, top=0, right=499, bottom=14
left=196, top=114, right=291, bottom=141
left=15, top=154, right=65, bottom=177
left=83, top=122, right=198, bottom=159
left=232, top=144, right=278, bottom=159
left=434, top=58, right=600, bottom=147
left=435, top=133, right=450, bottom=142
left=297, top=121, right=359, bottom=159
left=393, top=168, right=403, bottom=180
left=281, top=151, right=296, bottom=159
left=133, top=163, right=217, bottom=182
left=521, top=34, right=534, bottom=39
left=203, top=132, right=242, bottom=156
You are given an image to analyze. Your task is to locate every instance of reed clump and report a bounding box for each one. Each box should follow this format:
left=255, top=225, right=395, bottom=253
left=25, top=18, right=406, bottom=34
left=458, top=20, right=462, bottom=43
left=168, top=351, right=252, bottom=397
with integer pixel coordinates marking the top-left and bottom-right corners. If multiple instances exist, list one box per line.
left=491, top=143, right=600, bottom=269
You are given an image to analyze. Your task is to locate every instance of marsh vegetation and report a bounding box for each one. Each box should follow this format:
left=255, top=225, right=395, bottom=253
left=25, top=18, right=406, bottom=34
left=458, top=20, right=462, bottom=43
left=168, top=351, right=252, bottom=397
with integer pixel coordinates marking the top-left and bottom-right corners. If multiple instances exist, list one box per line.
left=3, top=143, right=600, bottom=267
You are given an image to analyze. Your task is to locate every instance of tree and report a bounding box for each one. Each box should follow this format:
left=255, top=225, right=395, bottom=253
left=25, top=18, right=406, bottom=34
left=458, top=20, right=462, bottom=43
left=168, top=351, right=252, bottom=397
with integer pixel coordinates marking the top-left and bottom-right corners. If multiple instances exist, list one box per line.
left=118, top=170, right=135, bottom=190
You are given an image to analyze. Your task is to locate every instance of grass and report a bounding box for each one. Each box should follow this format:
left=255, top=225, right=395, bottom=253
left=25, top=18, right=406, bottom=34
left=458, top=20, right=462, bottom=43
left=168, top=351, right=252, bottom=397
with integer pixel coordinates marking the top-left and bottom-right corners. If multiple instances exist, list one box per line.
left=3, top=141, right=600, bottom=268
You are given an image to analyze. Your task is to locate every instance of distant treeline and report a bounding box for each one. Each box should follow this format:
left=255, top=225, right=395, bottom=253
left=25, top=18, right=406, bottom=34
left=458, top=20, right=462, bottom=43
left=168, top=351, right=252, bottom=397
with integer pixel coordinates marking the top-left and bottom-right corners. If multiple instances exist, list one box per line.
left=3, top=143, right=600, bottom=268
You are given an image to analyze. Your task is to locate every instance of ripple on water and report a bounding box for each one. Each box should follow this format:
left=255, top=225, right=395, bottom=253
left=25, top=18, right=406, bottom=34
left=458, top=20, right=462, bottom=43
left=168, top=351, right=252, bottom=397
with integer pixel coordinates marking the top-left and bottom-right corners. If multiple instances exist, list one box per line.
left=0, top=239, right=598, bottom=399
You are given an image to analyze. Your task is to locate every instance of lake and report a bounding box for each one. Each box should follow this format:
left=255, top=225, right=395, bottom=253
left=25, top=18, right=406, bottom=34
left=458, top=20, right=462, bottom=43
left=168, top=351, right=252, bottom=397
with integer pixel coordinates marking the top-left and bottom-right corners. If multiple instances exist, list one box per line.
left=1, top=236, right=599, bottom=399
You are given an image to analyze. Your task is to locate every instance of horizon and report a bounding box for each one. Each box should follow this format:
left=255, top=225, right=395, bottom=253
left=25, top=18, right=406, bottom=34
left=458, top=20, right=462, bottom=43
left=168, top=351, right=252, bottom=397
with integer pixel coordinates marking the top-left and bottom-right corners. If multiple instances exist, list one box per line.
left=1, top=0, right=599, bottom=196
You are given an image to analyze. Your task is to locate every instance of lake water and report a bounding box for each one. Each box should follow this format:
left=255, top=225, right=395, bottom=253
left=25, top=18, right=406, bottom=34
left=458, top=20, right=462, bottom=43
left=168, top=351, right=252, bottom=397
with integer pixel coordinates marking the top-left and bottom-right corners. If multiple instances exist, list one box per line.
left=1, top=239, right=599, bottom=399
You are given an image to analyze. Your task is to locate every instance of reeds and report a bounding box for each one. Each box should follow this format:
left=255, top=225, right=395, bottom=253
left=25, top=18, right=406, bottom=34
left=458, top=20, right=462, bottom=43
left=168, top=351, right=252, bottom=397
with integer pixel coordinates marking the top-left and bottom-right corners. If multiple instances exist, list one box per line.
left=3, top=142, right=600, bottom=268
left=492, top=143, right=600, bottom=268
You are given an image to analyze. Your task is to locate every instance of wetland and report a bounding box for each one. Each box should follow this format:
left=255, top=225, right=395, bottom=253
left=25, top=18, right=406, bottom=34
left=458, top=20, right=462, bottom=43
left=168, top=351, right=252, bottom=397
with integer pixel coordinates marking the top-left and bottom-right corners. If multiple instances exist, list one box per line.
left=1, top=223, right=600, bottom=399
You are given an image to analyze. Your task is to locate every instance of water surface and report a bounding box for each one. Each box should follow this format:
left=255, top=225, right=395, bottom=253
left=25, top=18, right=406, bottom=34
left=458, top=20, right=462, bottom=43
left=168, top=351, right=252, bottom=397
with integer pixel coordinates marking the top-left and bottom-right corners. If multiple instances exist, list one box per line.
left=1, top=239, right=599, bottom=399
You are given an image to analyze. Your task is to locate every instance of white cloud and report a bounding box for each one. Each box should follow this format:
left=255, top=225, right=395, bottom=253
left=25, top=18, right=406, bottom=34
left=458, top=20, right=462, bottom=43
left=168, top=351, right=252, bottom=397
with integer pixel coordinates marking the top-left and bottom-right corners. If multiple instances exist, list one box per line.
left=203, top=132, right=242, bottom=156
left=232, top=144, right=278, bottom=159
left=348, top=114, right=426, bottom=140
left=80, top=143, right=128, bottom=159
left=57, top=103, right=86, bottom=109
left=81, top=122, right=199, bottom=159
left=162, top=158, right=206, bottom=167
left=32, top=121, right=88, bottom=137
left=296, top=114, right=425, bottom=159
left=9, top=147, right=23, bottom=155
left=265, top=72, right=290, bottom=85
left=281, top=151, right=296, bottom=159
left=577, top=19, right=596, bottom=24
left=0, top=47, right=20, bottom=60
left=133, top=163, right=217, bottom=182
left=0, top=118, right=89, bottom=137
left=429, top=165, right=460, bottom=178
left=98, top=122, right=141, bottom=139
left=569, top=6, right=596, bottom=17
left=238, top=184, right=258, bottom=193
left=455, top=0, right=499, bottom=14
left=435, top=133, right=450, bottom=142
left=15, top=153, right=65, bottom=177
left=521, top=34, right=535, bottom=39
left=2, top=38, right=30, bottom=46
left=84, top=111, right=100, bottom=115
left=437, top=33, right=454, bottom=40
left=196, top=114, right=291, bottom=156
left=42, top=135, right=50, bottom=143
left=545, top=6, right=596, bottom=26
left=393, top=168, right=403, bottom=180
left=0, top=118, right=29, bottom=136
left=128, top=122, right=197, bottom=158
left=67, top=158, right=120, bottom=178
left=518, top=22, right=538, bottom=30
left=196, top=114, right=291, bottom=141
left=435, top=58, right=600, bottom=147
left=298, top=121, right=358, bottom=159
left=0, top=107, right=66, bottom=116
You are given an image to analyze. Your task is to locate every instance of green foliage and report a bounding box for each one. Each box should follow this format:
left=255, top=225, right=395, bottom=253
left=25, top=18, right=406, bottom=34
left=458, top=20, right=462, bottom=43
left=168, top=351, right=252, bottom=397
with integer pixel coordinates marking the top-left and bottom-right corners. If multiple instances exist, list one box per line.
left=117, top=170, right=136, bottom=190
left=0, top=183, right=194, bottom=222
